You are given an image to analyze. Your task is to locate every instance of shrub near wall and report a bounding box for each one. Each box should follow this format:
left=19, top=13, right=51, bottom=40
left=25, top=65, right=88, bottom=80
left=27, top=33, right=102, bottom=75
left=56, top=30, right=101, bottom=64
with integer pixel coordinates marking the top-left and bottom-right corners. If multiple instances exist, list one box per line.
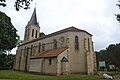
left=0, top=67, right=10, bottom=70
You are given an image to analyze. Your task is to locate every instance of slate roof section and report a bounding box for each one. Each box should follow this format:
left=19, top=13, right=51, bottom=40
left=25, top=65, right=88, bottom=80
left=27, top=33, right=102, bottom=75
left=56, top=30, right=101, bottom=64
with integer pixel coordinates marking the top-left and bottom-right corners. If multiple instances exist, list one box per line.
left=30, top=47, right=68, bottom=59
left=19, top=26, right=92, bottom=46
left=27, top=8, right=39, bottom=26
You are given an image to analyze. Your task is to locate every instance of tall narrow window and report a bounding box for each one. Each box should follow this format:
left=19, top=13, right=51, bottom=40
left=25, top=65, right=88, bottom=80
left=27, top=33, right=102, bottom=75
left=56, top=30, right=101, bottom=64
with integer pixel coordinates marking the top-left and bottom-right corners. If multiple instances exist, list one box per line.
left=42, top=44, right=45, bottom=51
left=24, top=29, right=27, bottom=40
left=75, top=36, right=79, bottom=50
left=84, top=38, right=86, bottom=49
left=26, top=47, right=29, bottom=55
left=88, top=38, right=90, bottom=51
left=66, top=38, right=69, bottom=47
left=49, top=58, right=52, bottom=65
left=92, top=42, right=94, bottom=51
left=27, top=29, right=30, bottom=40
left=24, top=47, right=26, bottom=57
left=32, top=29, right=34, bottom=37
left=19, top=56, right=21, bottom=70
left=35, top=30, right=37, bottom=38
left=30, top=45, right=33, bottom=56
left=33, top=46, right=35, bottom=54
left=54, top=39, right=57, bottom=49
left=38, top=43, right=41, bottom=53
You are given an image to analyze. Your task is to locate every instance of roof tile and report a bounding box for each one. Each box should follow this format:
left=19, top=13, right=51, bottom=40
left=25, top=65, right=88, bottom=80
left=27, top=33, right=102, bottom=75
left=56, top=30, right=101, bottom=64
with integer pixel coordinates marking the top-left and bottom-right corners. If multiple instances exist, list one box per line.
left=30, top=47, right=68, bottom=59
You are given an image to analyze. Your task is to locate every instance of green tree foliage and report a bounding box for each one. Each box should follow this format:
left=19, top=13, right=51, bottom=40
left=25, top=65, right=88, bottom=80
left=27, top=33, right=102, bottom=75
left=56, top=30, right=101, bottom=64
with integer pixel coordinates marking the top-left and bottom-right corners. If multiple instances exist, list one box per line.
left=96, top=43, right=120, bottom=68
left=0, top=52, right=7, bottom=67
left=0, top=0, right=33, bottom=11
left=0, top=53, right=15, bottom=69
left=0, top=11, right=19, bottom=52
left=116, top=0, right=120, bottom=22
left=39, top=32, right=45, bottom=37
left=106, top=44, right=120, bottom=67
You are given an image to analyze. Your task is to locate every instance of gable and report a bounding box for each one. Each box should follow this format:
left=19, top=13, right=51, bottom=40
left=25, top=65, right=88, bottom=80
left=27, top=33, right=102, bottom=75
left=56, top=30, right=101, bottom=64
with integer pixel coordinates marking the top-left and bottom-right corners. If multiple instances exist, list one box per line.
left=61, top=57, right=69, bottom=62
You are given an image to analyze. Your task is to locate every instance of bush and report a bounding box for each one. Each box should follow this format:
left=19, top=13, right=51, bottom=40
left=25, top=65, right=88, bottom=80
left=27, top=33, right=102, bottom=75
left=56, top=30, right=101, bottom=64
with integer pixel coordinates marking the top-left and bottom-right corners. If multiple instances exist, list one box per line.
left=0, top=67, right=10, bottom=70
left=107, top=69, right=119, bottom=71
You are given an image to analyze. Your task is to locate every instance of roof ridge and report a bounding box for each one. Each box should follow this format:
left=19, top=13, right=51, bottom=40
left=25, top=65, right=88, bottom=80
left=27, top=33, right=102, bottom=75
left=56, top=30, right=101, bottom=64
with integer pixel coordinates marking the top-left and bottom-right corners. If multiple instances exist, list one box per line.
left=19, top=26, right=92, bottom=46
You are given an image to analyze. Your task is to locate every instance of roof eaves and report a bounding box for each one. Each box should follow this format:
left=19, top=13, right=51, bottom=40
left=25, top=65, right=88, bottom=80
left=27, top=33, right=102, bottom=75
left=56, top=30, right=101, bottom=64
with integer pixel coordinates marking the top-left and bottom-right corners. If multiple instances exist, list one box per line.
left=19, top=27, right=92, bottom=47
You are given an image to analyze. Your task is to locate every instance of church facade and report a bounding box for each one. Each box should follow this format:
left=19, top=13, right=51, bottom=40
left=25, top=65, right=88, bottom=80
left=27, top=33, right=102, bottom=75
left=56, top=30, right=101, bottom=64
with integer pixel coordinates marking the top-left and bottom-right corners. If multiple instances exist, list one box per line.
left=14, top=8, right=96, bottom=75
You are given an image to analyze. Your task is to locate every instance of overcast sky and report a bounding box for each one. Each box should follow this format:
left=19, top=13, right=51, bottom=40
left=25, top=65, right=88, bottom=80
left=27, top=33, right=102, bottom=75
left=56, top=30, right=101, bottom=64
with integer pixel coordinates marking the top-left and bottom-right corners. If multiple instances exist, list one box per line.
left=0, top=0, right=120, bottom=54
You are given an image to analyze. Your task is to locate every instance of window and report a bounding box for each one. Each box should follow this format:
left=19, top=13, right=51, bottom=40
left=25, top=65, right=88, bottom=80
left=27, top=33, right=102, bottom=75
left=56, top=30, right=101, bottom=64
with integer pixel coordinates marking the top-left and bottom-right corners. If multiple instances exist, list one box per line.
left=66, top=38, right=69, bottom=47
left=49, top=58, right=52, bottom=65
left=19, top=56, right=21, bottom=69
left=32, top=29, right=34, bottom=37
left=27, top=29, right=30, bottom=40
left=24, top=29, right=27, bottom=41
left=92, top=42, right=94, bottom=51
left=35, top=30, right=37, bottom=38
left=33, top=46, right=36, bottom=54
left=24, top=47, right=26, bottom=57
left=42, top=44, right=45, bottom=51
left=84, top=38, right=86, bottom=49
left=26, top=47, right=29, bottom=55
left=38, top=43, right=41, bottom=53
left=88, top=38, right=90, bottom=51
left=54, top=39, right=57, bottom=49
left=30, top=45, right=33, bottom=56
left=75, top=36, right=79, bottom=50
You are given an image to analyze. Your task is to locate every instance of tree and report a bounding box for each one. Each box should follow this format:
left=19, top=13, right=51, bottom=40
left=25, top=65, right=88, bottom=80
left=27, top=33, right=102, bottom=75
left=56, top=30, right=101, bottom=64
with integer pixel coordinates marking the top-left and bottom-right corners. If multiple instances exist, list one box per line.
left=0, top=52, right=7, bottom=67
left=106, top=44, right=120, bottom=67
left=0, top=11, right=19, bottom=52
left=96, top=43, right=120, bottom=69
left=0, top=52, right=15, bottom=69
left=116, top=0, right=120, bottom=22
left=0, top=0, right=33, bottom=11
left=39, top=32, right=45, bottom=37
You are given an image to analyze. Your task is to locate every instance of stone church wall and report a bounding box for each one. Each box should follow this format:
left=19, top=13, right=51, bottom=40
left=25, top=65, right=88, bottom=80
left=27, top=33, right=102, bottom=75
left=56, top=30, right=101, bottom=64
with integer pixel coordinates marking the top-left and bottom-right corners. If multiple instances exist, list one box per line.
left=29, top=58, right=43, bottom=72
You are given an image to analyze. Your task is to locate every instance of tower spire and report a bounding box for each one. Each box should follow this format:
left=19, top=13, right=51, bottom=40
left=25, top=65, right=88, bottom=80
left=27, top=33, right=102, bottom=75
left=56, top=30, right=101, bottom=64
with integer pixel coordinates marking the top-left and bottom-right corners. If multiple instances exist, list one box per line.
left=27, top=7, right=37, bottom=25
left=24, top=7, right=40, bottom=42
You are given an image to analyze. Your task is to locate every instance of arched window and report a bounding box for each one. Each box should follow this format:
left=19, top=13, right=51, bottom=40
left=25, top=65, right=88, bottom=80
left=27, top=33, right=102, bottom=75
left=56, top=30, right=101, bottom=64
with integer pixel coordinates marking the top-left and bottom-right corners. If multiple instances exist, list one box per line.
left=19, top=56, right=21, bottom=69
left=54, top=39, right=57, bottom=49
left=33, top=45, right=36, bottom=54
left=30, top=45, right=33, bottom=56
left=35, top=30, right=37, bottom=38
left=92, top=42, right=94, bottom=51
left=38, top=43, right=41, bottom=53
left=32, top=29, right=34, bottom=37
left=25, top=29, right=27, bottom=40
left=75, top=36, right=79, bottom=50
left=42, top=44, right=45, bottom=51
left=27, top=29, right=30, bottom=40
left=49, top=58, right=52, bottom=65
left=88, top=38, right=90, bottom=51
left=84, top=38, right=86, bottom=49
left=24, top=47, right=26, bottom=56
left=66, top=38, right=69, bottom=47
left=26, top=47, right=29, bottom=55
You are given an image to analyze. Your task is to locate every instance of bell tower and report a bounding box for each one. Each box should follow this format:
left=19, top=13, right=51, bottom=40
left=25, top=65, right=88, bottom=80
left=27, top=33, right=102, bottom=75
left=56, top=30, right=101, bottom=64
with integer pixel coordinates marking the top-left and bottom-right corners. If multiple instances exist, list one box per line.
left=24, top=8, right=40, bottom=42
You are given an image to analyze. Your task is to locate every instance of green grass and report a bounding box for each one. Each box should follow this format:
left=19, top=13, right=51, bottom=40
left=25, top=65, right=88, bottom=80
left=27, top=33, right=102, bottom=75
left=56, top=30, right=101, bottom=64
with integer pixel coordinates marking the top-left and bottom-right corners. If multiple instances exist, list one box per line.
left=0, top=70, right=104, bottom=80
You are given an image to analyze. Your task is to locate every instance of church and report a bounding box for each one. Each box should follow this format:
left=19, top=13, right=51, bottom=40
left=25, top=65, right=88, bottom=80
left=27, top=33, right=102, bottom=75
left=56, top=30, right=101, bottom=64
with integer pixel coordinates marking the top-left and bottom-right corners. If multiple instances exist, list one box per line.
left=14, top=8, right=96, bottom=75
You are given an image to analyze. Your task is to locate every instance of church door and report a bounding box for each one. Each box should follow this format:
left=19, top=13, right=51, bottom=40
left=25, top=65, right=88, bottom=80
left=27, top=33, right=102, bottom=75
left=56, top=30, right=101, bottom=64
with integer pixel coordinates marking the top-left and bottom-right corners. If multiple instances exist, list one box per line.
left=61, top=57, right=68, bottom=75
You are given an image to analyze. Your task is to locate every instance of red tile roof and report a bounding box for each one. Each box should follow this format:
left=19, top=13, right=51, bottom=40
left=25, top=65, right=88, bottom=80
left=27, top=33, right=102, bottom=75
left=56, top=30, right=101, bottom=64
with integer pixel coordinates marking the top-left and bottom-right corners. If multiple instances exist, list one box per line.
left=30, top=47, right=68, bottom=59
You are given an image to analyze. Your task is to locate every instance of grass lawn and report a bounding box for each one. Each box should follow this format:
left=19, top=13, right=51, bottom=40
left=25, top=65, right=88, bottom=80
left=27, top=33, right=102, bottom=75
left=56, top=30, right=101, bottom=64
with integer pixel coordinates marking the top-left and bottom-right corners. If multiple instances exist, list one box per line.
left=0, top=70, right=104, bottom=80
